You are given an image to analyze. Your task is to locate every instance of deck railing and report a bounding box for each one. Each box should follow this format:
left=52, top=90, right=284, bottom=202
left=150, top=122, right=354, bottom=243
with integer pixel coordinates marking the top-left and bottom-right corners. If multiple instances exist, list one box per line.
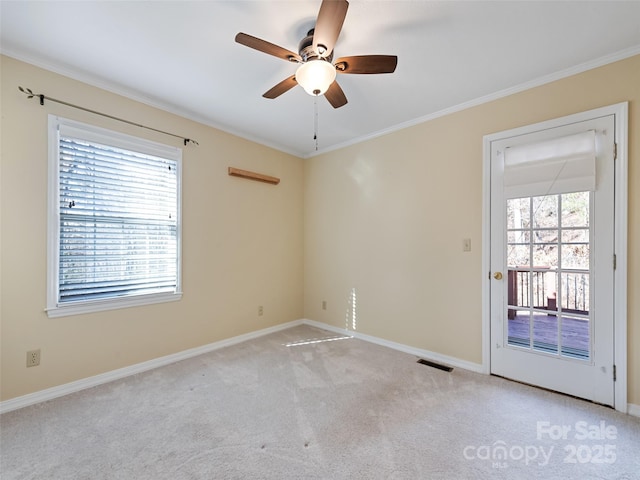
left=507, top=267, right=588, bottom=318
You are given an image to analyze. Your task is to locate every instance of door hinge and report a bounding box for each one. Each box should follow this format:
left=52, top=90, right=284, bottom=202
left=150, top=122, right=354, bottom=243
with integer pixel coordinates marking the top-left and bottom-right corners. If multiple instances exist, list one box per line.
left=613, top=142, right=617, bottom=161
left=613, top=365, right=617, bottom=382
left=613, top=254, right=617, bottom=270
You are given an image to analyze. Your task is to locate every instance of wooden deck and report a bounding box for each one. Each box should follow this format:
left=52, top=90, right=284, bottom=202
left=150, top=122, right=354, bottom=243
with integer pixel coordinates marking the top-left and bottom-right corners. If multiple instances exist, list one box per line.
left=508, top=312, right=590, bottom=359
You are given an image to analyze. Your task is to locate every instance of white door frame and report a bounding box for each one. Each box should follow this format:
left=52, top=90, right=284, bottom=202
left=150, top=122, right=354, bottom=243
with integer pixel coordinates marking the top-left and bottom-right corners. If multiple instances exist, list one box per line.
left=481, top=102, right=628, bottom=413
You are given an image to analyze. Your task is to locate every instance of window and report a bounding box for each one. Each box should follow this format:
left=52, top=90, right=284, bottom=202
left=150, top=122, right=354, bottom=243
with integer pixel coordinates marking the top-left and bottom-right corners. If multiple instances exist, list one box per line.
left=47, top=116, right=182, bottom=317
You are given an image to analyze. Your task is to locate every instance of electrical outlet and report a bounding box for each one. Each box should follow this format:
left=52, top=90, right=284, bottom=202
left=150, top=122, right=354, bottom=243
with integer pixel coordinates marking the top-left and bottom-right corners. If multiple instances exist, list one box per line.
left=463, top=238, right=471, bottom=252
left=258, top=306, right=263, bottom=316
left=322, top=300, right=327, bottom=310
left=27, top=349, right=40, bottom=368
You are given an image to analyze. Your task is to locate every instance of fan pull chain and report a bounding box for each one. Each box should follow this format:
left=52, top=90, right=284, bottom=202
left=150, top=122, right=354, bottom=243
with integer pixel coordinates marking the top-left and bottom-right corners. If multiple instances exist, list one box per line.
left=314, top=95, right=319, bottom=151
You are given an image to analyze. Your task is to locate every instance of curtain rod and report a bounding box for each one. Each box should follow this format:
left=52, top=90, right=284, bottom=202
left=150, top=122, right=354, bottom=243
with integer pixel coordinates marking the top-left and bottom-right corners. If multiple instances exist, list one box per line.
left=18, top=86, right=199, bottom=146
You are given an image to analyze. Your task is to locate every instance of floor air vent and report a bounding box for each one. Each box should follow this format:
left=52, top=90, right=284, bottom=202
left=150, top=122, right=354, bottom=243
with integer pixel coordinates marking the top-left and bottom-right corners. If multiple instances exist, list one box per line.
left=417, top=358, right=453, bottom=372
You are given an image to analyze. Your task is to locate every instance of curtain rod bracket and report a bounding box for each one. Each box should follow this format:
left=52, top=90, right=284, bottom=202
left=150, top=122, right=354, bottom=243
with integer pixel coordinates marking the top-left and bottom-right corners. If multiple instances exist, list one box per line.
left=18, top=86, right=198, bottom=147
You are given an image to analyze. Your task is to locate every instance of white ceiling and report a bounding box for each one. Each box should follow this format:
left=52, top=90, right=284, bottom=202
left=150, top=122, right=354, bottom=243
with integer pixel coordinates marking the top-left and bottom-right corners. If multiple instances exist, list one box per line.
left=2, top=1, right=640, bottom=158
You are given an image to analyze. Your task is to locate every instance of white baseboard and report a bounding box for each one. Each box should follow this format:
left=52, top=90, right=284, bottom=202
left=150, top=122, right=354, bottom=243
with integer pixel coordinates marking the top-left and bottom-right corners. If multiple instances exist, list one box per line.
left=0, top=319, right=304, bottom=414
left=304, top=320, right=640, bottom=414
left=2, top=318, right=633, bottom=416
left=628, top=403, right=640, bottom=418
left=302, top=319, right=484, bottom=374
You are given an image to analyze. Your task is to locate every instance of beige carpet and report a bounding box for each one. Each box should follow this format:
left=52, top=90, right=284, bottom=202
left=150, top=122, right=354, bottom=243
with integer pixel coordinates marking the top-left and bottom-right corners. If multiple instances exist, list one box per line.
left=1, top=324, right=639, bottom=479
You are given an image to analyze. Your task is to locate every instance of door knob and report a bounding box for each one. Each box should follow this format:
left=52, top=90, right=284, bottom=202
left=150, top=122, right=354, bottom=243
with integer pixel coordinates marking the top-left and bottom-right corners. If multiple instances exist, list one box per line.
left=493, top=272, right=503, bottom=280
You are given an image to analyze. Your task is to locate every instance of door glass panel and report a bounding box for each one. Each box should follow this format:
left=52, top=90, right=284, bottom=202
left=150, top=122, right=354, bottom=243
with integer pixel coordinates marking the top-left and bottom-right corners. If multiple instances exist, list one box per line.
left=535, top=229, right=558, bottom=243
left=508, top=231, right=530, bottom=244
left=561, top=229, right=589, bottom=243
left=561, top=192, right=589, bottom=227
left=508, top=310, right=530, bottom=347
left=510, top=270, right=532, bottom=308
left=533, top=243, right=558, bottom=268
left=562, top=244, right=590, bottom=269
left=506, top=193, right=591, bottom=361
left=561, top=315, right=590, bottom=359
left=560, top=272, right=589, bottom=313
left=508, top=244, right=529, bottom=266
left=533, top=195, right=558, bottom=228
left=507, top=197, right=530, bottom=229
left=533, top=312, right=558, bottom=353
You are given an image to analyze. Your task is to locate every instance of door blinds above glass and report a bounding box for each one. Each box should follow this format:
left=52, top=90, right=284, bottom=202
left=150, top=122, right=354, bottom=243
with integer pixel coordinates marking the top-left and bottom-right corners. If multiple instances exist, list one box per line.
left=503, top=130, right=597, bottom=198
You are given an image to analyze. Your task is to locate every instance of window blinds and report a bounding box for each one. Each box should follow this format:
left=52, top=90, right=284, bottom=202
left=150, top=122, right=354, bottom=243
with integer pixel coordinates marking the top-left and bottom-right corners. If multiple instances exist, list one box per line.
left=503, top=130, right=597, bottom=198
left=57, top=135, right=178, bottom=304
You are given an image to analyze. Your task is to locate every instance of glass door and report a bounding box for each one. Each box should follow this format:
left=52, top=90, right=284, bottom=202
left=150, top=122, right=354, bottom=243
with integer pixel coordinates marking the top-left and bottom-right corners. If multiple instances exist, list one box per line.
left=507, top=192, right=591, bottom=360
left=490, top=114, right=615, bottom=406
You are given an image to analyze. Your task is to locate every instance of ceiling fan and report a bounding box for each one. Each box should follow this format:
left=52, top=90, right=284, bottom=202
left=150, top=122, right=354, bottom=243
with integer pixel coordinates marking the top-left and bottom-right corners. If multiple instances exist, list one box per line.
left=235, top=0, right=397, bottom=109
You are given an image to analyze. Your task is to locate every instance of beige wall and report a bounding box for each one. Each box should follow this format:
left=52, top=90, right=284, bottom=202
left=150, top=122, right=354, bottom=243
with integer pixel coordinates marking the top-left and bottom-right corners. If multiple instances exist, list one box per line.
left=2, top=53, right=639, bottom=408
left=0, top=56, right=304, bottom=401
left=304, top=55, right=640, bottom=405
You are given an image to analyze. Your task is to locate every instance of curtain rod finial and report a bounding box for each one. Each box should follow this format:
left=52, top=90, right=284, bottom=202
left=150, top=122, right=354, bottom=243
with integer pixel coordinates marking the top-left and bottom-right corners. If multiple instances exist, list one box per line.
left=18, top=86, right=35, bottom=99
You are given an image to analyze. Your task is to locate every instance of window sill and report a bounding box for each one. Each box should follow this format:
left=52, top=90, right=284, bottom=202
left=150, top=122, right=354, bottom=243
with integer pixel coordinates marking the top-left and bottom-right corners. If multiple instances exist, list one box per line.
left=46, top=291, right=183, bottom=318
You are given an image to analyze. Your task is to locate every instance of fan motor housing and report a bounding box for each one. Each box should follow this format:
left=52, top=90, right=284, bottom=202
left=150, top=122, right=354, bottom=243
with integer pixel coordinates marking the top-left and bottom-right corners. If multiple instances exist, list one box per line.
left=298, top=29, right=333, bottom=62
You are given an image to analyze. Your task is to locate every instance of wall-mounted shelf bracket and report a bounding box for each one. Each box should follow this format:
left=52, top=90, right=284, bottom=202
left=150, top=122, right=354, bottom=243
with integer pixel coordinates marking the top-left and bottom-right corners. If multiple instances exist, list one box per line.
left=228, top=167, right=280, bottom=185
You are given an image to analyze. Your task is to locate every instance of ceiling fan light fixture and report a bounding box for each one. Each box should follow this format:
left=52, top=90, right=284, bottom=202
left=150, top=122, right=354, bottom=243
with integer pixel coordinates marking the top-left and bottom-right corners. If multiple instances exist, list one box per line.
left=295, top=59, right=336, bottom=96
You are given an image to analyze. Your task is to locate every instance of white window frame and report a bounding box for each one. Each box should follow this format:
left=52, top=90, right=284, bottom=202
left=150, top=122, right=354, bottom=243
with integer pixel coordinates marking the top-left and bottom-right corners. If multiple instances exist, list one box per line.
left=47, top=115, right=182, bottom=318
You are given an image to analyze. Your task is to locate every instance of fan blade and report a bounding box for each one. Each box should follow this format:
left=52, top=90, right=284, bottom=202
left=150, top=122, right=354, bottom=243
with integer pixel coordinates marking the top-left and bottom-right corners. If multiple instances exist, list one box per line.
left=313, top=0, right=349, bottom=57
left=263, top=76, right=298, bottom=99
left=235, top=33, right=301, bottom=63
left=325, top=81, right=348, bottom=109
left=334, top=55, right=397, bottom=74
